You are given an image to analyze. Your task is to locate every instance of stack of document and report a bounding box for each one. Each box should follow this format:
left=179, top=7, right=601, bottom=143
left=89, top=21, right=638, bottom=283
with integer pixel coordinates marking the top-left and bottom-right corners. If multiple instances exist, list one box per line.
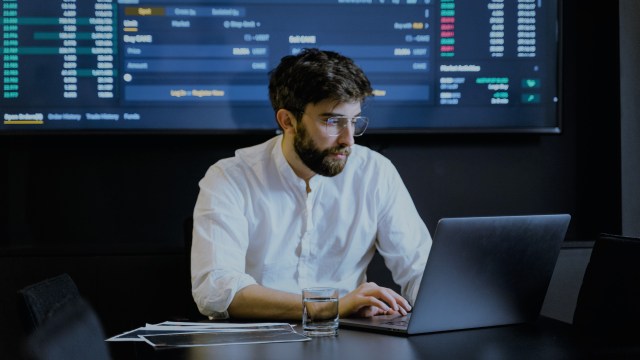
left=107, top=321, right=310, bottom=348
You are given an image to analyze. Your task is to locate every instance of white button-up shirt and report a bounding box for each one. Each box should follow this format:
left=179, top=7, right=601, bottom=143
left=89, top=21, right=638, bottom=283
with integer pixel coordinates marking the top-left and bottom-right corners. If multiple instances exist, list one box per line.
left=191, top=135, right=431, bottom=318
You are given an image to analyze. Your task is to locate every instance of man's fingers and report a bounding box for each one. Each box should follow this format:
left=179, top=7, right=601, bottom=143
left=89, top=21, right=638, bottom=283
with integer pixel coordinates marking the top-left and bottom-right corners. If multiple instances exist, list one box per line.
left=364, top=285, right=410, bottom=312
left=366, top=296, right=392, bottom=312
left=344, top=282, right=413, bottom=318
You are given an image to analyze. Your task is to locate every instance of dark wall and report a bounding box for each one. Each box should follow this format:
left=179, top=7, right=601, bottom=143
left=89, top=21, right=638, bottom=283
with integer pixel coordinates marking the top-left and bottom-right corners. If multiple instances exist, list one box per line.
left=572, top=0, right=622, bottom=241
left=619, top=0, right=640, bottom=237
left=0, top=0, right=622, bottom=357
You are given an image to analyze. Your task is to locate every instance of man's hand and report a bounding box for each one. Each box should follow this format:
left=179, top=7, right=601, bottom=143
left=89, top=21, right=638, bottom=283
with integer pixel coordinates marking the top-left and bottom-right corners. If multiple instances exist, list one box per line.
left=339, top=282, right=412, bottom=318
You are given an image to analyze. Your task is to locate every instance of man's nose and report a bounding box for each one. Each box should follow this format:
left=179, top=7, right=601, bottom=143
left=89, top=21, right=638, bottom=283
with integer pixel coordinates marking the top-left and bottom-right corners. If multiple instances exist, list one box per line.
left=337, top=123, right=355, bottom=147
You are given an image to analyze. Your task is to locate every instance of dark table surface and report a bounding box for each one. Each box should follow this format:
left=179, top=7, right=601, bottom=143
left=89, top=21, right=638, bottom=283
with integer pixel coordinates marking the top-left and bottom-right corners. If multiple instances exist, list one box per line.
left=108, top=317, right=640, bottom=360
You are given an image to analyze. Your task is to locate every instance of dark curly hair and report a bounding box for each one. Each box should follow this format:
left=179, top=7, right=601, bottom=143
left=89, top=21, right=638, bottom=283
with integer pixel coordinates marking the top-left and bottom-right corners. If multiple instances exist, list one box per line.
left=268, top=48, right=373, bottom=121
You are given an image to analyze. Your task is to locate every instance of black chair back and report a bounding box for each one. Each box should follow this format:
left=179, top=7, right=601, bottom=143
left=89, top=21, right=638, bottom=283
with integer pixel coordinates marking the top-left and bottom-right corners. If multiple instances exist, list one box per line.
left=573, top=233, right=640, bottom=333
left=22, top=297, right=111, bottom=360
left=17, top=273, right=80, bottom=334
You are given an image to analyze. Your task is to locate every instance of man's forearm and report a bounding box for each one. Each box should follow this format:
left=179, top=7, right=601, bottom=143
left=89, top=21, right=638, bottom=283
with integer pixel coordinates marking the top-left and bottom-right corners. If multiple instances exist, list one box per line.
left=227, top=282, right=412, bottom=320
left=227, top=284, right=303, bottom=320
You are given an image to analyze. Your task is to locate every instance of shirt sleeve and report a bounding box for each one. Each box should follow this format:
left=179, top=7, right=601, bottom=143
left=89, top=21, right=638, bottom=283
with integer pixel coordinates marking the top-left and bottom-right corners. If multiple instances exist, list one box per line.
left=191, top=164, right=257, bottom=319
left=375, top=160, right=432, bottom=305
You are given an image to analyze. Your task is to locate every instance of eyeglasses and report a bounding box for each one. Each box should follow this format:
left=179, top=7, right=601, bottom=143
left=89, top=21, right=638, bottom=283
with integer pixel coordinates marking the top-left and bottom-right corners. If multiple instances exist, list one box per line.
left=322, top=116, right=369, bottom=137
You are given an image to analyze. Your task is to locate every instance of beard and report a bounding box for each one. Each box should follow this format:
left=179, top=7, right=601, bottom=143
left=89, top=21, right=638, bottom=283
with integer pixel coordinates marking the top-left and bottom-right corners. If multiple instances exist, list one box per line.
left=293, top=121, right=351, bottom=177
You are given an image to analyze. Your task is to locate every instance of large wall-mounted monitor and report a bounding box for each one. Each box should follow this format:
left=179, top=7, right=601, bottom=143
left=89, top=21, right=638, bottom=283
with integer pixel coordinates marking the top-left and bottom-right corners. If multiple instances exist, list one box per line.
left=1, top=0, right=561, bottom=134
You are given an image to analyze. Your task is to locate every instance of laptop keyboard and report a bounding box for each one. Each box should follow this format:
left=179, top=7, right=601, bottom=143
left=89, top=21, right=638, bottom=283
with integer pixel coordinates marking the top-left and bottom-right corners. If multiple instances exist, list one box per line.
left=382, top=319, right=409, bottom=327
left=384, top=319, right=409, bottom=327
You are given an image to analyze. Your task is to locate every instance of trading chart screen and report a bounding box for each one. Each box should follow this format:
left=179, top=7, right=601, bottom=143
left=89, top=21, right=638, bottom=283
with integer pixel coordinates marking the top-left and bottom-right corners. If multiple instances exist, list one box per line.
left=1, top=0, right=560, bottom=133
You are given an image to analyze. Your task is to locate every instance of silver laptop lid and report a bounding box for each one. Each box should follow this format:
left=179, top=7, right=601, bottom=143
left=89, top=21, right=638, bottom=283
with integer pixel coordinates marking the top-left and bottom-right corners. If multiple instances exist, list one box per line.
left=407, top=214, right=571, bottom=334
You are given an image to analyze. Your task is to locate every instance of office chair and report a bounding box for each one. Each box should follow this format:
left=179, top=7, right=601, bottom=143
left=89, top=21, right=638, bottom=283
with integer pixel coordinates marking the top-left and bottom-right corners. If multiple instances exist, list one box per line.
left=572, top=233, right=640, bottom=334
left=22, top=297, right=111, bottom=360
left=17, top=273, right=81, bottom=335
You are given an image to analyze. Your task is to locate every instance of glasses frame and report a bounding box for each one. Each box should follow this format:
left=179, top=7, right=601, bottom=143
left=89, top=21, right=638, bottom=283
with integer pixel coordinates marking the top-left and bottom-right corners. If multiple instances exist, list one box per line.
left=291, top=110, right=370, bottom=137
left=322, top=116, right=369, bottom=137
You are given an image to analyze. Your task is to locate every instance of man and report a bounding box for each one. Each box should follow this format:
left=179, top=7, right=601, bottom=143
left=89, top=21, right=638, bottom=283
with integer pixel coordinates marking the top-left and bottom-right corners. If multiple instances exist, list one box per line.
left=191, top=48, right=431, bottom=320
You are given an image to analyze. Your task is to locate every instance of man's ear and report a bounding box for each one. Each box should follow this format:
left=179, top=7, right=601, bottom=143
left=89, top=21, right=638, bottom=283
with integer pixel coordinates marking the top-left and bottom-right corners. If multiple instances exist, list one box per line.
left=276, top=109, right=296, bottom=134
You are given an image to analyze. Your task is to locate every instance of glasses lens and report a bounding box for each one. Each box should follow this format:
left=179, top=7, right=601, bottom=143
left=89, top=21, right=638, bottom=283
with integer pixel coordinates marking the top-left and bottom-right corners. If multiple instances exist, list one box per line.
left=353, top=117, right=368, bottom=136
left=326, top=117, right=369, bottom=137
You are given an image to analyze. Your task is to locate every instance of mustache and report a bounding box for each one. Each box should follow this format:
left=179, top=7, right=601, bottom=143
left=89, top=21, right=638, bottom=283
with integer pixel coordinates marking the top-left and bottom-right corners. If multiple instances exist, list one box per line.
left=328, top=147, right=351, bottom=156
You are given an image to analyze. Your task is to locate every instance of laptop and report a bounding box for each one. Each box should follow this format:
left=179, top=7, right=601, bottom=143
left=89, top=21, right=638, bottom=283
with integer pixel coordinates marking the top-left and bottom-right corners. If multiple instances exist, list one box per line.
left=340, top=214, right=571, bottom=335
